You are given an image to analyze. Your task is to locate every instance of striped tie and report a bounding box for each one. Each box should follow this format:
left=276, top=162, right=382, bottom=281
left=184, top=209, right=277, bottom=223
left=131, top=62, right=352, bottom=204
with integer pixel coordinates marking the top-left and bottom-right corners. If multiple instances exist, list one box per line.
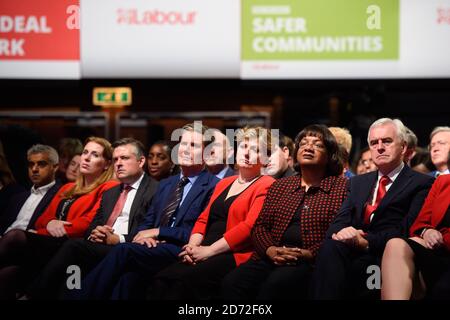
left=159, top=177, right=190, bottom=227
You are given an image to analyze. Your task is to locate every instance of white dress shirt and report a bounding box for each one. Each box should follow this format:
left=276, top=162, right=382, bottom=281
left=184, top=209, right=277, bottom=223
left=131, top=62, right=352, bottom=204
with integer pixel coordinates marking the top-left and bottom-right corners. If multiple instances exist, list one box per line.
left=5, top=181, right=56, bottom=234
left=112, top=173, right=145, bottom=243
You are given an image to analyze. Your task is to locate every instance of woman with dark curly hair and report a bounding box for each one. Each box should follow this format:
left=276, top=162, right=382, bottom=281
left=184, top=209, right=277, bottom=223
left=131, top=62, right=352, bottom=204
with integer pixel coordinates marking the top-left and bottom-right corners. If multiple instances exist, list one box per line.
left=222, top=124, right=348, bottom=299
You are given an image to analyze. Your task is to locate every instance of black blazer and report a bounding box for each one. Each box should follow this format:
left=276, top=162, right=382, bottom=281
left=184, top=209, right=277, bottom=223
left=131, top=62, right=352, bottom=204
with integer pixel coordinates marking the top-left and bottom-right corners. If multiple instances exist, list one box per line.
left=0, top=181, right=62, bottom=235
left=85, top=174, right=158, bottom=242
left=327, top=165, right=434, bottom=256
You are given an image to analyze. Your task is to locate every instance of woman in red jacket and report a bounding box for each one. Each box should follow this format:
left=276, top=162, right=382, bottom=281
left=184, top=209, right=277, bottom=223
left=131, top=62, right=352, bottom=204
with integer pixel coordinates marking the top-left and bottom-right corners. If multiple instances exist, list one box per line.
left=149, top=126, right=275, bottom=300
left=0, top=136, right=117, bottom=299
left=381, top=173, right=450, bottom=300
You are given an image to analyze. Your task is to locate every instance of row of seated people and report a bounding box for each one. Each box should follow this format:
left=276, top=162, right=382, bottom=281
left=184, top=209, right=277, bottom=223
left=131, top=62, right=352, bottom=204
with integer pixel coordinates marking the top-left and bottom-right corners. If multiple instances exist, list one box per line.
left=0, top=119, right=448, bottom=300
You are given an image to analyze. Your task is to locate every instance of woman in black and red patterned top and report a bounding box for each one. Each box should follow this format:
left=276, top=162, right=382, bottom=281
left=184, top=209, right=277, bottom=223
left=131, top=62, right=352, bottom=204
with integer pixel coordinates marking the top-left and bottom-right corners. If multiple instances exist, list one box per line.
left=222, top=124, right=348, bottom=299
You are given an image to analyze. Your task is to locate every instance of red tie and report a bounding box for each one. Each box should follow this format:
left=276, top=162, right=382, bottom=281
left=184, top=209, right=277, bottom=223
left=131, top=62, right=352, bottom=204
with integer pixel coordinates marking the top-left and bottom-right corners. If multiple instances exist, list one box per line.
left=364, top=175, right=391, bottom=224
left=106, top=184, right=132, bottom=227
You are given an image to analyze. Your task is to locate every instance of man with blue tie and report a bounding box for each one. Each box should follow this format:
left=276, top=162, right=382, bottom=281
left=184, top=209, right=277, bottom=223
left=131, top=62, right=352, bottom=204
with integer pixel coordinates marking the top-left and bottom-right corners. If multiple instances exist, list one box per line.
left=67, top=122, right=219, bottom=299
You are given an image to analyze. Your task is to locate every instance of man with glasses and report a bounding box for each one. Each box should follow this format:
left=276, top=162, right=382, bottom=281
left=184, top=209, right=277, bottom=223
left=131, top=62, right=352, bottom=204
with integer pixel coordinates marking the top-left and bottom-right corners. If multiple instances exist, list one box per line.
left=311, top=118, right=434, bottom=299
left=429, top=126, right=450, bottom=178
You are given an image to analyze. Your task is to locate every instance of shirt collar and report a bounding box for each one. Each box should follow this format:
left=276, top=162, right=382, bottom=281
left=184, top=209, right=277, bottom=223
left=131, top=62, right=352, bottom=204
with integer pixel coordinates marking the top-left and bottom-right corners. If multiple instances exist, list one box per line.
left=124, top=172, right=145, bottom=191
left=378, top=162, right=404, bottom=183
left=180, top=173, right=198, bottom=186
left=31, top=180, right=56, bottom=195
left=215, top=166, right=229, bottom=180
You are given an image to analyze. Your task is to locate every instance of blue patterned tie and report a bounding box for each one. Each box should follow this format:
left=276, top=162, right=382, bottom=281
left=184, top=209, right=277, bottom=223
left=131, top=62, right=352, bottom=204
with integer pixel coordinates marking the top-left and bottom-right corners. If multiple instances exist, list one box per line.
left=159, top=176, right=190, bottom=227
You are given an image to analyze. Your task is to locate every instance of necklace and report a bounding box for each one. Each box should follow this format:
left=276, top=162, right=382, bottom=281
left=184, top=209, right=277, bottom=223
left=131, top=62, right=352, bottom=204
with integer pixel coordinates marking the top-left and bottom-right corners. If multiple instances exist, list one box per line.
left=237, top=175, right=260, bottom=184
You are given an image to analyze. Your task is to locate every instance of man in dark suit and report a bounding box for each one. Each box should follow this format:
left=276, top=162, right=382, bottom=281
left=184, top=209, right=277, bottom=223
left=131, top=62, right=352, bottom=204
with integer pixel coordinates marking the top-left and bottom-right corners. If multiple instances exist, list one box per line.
left=204, top=128, right=235, bottom=179
left=311, top=118, right=434, bottom=299
left=26, top=138, right=158, bottom=299
left=0, top=144, right=61, bottom=236
left=67, top=122, right=219, bottom=299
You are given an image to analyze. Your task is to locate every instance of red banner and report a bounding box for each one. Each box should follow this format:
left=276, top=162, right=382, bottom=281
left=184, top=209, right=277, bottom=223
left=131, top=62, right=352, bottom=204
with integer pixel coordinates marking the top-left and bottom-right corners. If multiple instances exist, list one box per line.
left=0, top=0, right=79, bottom=60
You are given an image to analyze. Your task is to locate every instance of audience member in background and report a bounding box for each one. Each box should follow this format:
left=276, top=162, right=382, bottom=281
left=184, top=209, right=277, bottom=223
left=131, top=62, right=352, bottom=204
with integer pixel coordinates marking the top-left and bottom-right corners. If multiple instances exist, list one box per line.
left=429, top=126, right=450, bottom=178
left=354, top=147, right=377, bottom=175
left=263, top=132, right=296, bottom=179
left=222, top=125, right=347, bottom=300
left=404, top=126, right=418, bottom=166
left=150, top=126, right=274, bottom=299
left=410, top=147, right=434, bottom=174
left=65, top=153, right=81, bottom=183
left=0, top=145, right=61, bottom=236
left=282, top=134, right=295, bottom=169
left=0, top=141, right=25, bottom=216
left=66, top=123, right=219, bottom=300
left=204, top=129, right=235, bottom=179
left=25, top=138, right=158, bottom=300
left=381, top=173, right=450, bottom=300
left=147, top=141, right=178, bottom=181
left=0, top=137, right=117, bottom=299
left=329, top=127, right=354, bottom=178
left=56, top=138, right=83, bottom=184
left=311, top=118, right=434, bottom=300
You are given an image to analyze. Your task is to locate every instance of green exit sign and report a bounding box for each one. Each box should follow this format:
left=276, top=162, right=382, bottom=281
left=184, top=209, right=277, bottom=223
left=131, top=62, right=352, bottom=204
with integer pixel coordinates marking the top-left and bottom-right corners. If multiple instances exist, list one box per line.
left=93, top=87, right=132, bottom=107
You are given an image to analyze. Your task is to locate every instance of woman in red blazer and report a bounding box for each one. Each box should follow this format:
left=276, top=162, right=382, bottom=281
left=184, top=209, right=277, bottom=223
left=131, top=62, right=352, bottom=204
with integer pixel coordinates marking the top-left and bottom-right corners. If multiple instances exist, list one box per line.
left=381, top=174, right=450, bottom=300
left=150, top=126, right=275, bottom=299
left=0, top=137, right=118, bottom=299
left=221, top=124, right=348, bottom=300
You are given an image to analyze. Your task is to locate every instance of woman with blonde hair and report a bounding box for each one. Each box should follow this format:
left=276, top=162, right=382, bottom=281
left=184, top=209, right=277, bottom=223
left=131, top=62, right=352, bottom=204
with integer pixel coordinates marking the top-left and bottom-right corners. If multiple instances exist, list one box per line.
left=0, top=137, right=118, bottom=299
left=150, top=126, right=275, bottom=300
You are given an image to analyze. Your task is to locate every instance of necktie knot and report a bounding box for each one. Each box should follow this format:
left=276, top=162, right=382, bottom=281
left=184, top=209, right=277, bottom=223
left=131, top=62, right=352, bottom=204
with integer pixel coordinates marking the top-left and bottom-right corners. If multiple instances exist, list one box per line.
left=179, top=177, right=190, bottom=187
left=380, top=175, right=391, bottom=186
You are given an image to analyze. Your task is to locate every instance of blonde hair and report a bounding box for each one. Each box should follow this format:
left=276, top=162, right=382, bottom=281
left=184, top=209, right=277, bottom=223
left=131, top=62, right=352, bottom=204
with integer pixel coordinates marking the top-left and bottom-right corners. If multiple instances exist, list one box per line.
left=329, top=127, right=352, bottom=154
left=235, top=126, right=273, bottom=164
left=63, top=137, right=114, bottom=199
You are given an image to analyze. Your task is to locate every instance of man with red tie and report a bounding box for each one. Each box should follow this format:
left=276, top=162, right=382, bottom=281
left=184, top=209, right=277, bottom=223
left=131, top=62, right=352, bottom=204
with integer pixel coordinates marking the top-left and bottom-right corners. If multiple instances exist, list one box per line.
left=25, top=138, right=159, bottom=299
left=311, top=118, right=434, bottom=300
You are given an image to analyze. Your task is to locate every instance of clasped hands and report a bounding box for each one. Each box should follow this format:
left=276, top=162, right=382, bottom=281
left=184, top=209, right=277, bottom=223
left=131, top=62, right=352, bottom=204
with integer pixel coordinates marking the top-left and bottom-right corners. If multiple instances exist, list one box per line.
left=332, top=226, right=368, bottom=250
left=178, top=244, right=213, bottom=265
left=132, top=228, right=162, bottom=248
left=88, top=225, right=120, bottom=245
left=266, top=246, right=304, bottom=266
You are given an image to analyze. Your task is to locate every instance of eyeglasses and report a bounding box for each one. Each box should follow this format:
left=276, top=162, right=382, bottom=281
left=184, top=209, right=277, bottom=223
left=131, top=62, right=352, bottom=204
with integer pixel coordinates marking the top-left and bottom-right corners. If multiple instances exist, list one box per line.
left=298, top=140, right=325, bottom=151
left=429, top=140, right=449, bottom=150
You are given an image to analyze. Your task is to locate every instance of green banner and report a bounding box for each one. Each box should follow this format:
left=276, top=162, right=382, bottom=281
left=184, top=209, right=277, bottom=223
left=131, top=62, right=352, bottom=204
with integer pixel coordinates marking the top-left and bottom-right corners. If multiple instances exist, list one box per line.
left=242, top=0, right=399, bottom=60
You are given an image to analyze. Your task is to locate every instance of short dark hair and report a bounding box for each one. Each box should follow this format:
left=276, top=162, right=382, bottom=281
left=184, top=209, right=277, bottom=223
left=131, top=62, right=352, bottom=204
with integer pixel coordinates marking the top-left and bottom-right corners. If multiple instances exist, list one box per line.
left=277, top=133, right=295, bottom=157
left=293, top=124, right=342, bottom=177
left=112, top=138, right=145, bottom=158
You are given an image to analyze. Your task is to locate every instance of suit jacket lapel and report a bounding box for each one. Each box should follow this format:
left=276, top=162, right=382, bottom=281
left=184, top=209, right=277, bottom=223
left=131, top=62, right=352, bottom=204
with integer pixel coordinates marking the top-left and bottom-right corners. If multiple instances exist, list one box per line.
left=375, top=165, right=411, bottom=215
left=128, top=175, right=148, bottom=231
left=174, top=171, right=209, bottom=226
left=104, top=186, right=122, bottom=223
left=356, top=172, right=378, bottom=223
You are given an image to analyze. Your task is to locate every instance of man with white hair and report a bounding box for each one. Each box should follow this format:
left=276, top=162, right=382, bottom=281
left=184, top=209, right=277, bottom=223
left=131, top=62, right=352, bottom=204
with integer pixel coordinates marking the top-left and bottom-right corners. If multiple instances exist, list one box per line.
left=0, top=144, right=62, bottom=235
left=311, top=118, right=434, bottom=299
left=429, top=126, right=450, bottom=177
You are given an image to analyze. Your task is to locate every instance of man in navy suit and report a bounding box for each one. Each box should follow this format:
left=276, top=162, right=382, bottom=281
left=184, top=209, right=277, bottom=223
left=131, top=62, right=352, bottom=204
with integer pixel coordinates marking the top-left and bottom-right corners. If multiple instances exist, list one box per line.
left=0, top=144, right=61, bottom=236
left=311, top=118, right=434, bottom=299
left=204, top=128, right=235, bottom=179
left=67, top=123, right=219, bottom=299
